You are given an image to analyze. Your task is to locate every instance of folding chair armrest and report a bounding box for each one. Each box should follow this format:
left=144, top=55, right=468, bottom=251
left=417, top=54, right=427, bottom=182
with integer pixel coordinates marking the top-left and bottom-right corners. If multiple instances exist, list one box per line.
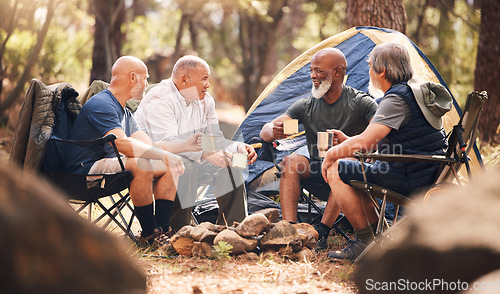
left=352, top=151, right=457, bottom=165
left=50, top=133, right=125, bottom=171
left=249, top=136, right=282, bottom=174
left=50, top=133, right=118, bottom=147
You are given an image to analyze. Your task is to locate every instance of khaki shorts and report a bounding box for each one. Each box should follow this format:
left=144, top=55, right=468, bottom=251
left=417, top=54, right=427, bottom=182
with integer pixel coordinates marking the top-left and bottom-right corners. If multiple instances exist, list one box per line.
left=89, top=157, right=128, bottom=174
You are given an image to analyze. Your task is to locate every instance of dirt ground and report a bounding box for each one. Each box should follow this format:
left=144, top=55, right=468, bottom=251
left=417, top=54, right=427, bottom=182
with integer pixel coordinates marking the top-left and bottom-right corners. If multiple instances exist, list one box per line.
left=137, top=249, right=358, bottom=294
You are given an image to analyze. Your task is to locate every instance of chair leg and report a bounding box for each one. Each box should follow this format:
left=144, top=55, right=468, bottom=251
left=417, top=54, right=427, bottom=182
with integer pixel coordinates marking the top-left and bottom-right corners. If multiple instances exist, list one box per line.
left=376, top=194, right=387, bottom=235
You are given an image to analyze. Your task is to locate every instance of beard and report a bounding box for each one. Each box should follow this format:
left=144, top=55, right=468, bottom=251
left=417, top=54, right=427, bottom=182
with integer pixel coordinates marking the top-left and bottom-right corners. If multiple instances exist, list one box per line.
left=311, top=74, right=333, bottom=99
left=131, top=83, right=145, bottom=100
left=368, top=78, right=384, bottom=99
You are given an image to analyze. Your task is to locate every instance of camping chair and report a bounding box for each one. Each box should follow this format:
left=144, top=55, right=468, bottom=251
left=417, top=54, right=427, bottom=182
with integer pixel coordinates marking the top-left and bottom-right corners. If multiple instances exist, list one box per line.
left=350, top=90, right=488, bottom=236
left=10, top=79, right=137, bottom=242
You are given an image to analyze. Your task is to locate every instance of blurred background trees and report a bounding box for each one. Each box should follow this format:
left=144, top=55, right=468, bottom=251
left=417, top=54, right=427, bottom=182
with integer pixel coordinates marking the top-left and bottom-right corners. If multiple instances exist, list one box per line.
left=0, top=0, right=498, bottom=143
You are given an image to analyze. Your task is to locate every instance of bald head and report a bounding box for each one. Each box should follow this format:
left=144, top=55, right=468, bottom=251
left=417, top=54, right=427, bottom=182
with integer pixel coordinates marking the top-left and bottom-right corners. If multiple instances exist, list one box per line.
left=108, top=56, right=149, bottom=104
left=111, top=56, right=147, bottom=80
left=312, top=48, right=347, bottom=73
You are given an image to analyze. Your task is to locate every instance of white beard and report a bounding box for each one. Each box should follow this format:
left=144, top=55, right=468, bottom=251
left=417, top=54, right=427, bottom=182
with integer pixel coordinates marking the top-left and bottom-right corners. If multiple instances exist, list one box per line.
left=311, top=75, right=332, bottom=99
left=368, top=79, right=384, bottom=99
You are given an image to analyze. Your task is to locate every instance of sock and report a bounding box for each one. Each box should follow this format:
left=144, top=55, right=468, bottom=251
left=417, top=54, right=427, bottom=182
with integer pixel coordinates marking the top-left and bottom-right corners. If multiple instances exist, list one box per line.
left=155, top=199, right=174, bottom=232
left=315, top=222, right=331, bottom=237
left=355, top=226, right=375, bottom=245
left=135, top=203, right=157, bottom=237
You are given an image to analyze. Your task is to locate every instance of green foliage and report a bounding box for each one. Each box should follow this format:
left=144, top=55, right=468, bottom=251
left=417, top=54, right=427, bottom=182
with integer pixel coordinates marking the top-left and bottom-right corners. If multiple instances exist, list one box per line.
left=3, top=29, right=36, bottom=81
left=405, top=0, right=480, bottom=108
left=121, top=11, right=181, bottom=60
left=212, top=241, right=233, bottom=260
left=38, top=25, right=93, bottom=84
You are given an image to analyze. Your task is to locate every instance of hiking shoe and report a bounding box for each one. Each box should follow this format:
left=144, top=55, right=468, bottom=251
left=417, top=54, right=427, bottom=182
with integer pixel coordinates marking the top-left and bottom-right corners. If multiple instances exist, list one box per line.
left=313, top=223, right=330, bottom=251
left=315, top=232, right=329, bottom=251
left=138, top=228, right=170, bottom=250
left=327, top=240, right=367, bottom=261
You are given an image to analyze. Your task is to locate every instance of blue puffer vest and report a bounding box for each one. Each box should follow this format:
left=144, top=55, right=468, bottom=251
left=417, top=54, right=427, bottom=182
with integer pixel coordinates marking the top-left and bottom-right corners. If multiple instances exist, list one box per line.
left=375, top=82, right=447, bottom=195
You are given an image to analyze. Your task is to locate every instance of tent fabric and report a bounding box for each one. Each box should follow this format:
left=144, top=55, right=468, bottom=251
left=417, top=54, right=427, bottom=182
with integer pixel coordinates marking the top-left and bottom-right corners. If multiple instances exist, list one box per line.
left=232, top=26, right=483, bottom=187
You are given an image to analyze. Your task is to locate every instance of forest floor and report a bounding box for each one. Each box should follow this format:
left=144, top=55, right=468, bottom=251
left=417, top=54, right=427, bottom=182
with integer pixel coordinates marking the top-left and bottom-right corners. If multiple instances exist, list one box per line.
left=134, top=235, right=358, bottom=294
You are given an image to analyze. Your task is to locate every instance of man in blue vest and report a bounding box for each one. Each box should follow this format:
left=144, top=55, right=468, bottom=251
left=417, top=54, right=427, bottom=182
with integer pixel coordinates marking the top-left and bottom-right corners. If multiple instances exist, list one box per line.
left=321, top=43, right=451, bottom=261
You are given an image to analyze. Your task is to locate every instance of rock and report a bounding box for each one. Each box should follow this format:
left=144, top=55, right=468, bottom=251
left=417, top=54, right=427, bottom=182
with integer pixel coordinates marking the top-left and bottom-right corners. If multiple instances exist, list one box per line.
left=190, top=225, right=210, bottom=241
left=254, top=208, right=280, bottom=223
left=199, top=222, right=225, bottom=233
left=0, top=164, right=145, bottom=294
left=236, top=252, right=260, bottom=261
left=291, top=248, right=313, bottom=262
left=259, top=220, right=301, bottom=250
left=171, top=235, right=195, bottom=257
left=213, top=229, right=258, bottom=255
left=192, top=241, right=214, bottom=259
left=461, top=269, right=500, bottom=294
left=199, top=230, right=218, bottom=243
left=235, top=213, right=271, bottom=238
left=355, top=167, right=500, bottom=294
left=293, top=223, right=319, bottom=249
left=278, top=245, right=294, bottom=257
left=175, top=225, right=194, bottom=238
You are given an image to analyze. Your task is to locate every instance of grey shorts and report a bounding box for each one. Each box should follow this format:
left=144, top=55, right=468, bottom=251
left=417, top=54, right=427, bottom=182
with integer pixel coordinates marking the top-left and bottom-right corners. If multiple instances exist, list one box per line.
left=89, top=157, right=127, bottom=174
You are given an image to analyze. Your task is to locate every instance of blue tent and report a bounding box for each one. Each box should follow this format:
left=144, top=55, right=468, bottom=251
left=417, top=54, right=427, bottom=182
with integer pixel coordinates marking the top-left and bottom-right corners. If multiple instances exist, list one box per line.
left=232, top=26, right=483, bottom=187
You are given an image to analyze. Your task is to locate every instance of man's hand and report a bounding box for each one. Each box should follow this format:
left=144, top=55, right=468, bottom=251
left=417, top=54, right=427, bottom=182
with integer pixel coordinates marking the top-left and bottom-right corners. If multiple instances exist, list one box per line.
left=321, top=149, right=336, bottom=184
left=185, top=133, right=202, bottom=152
left=164, top=151, right=185, bottom=175
left=237, top=143, right=257, bottom=165
left=204, top=150, right=232, bottom=168
left=327, top=129, right=349, bottom=146
left=272, top=121, right=287, bottom=140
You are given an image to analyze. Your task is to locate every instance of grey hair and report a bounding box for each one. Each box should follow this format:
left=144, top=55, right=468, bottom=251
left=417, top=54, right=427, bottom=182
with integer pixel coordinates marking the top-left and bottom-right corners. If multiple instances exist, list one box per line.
left=368, top=43, right=413, bottom=83
left=172, top=55, right=209, bottom=78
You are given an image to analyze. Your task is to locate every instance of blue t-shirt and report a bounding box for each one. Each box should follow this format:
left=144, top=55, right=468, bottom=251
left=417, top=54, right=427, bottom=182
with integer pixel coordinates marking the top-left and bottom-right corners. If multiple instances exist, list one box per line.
left=64, top=89, right=138, bottom=174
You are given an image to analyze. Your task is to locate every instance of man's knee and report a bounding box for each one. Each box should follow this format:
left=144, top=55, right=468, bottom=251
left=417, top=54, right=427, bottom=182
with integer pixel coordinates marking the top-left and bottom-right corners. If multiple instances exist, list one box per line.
left=327, top=161, right=341, bottom=184
left=281, top=154, right=310, bottom=175
left=127, top=158, right=155, bottom=180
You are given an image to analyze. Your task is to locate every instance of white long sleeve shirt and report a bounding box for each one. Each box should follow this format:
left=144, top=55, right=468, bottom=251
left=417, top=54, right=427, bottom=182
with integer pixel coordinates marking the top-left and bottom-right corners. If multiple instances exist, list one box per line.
left=134, top=78, right=239, bottom=162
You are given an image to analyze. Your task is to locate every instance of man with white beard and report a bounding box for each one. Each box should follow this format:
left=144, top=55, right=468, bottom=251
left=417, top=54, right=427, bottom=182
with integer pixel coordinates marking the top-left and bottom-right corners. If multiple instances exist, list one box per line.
left=260, top=48, right=377, bottom=250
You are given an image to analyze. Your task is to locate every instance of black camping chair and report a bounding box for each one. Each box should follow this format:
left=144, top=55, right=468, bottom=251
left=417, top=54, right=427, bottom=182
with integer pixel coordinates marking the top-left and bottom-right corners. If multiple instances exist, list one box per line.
left=250, top=136, right=352, bottom=242
left=350, top=90, right=488, bottom=236
left=10, top=79, right=137, bottom=242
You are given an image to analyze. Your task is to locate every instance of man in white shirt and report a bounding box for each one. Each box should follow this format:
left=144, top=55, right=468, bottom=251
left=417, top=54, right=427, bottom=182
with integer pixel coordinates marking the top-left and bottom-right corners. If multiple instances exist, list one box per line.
left=134, top=55, right=257, bottom=230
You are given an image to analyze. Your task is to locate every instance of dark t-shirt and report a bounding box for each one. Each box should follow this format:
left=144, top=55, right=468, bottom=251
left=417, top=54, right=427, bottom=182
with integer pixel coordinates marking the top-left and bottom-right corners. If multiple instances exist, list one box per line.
left=285, top=85, right=377, bottom=161
left=64, top=89, right=138, bottom=174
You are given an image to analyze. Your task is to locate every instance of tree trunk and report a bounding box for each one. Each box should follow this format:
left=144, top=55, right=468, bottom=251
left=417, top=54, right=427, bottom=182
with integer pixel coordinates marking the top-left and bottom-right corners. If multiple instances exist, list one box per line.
left=162, top=12, right=188, bottom=79
left=89, top=0, right=125, bottom=83
left=0, top=0, right=55, bottom=116
left=239, top=0, right=289, bottom=111
left=0, top=0, right=19, bottom=100
left=435, top=0, right=455, bottom=86
left=132, top=0, right=148, bottom=18
left=346, top=0, right=407, bottom=34
left=475, top=0, right=500, bottom=144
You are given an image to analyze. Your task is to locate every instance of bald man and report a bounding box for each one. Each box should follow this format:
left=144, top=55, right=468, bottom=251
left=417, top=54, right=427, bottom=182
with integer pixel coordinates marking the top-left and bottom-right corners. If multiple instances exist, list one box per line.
left=65, top=56, right=200, bottom=249
left=259, top=48, right=378, bottom=250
